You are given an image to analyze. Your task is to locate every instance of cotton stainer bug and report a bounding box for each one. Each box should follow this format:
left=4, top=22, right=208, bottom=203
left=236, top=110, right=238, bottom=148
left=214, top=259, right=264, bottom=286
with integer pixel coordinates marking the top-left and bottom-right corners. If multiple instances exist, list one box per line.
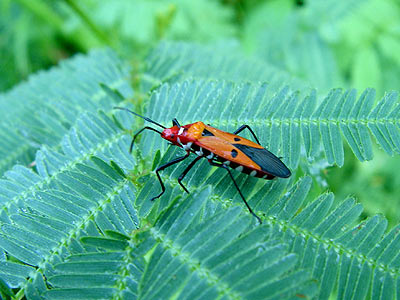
left=115, top=107, right=291, bottom=224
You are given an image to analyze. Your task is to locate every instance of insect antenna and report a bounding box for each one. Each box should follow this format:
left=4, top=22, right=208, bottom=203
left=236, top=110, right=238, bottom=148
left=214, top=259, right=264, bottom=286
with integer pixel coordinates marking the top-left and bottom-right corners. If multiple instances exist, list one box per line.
left=115, top=107, right=166, bottom=153
left=114, top=107, right=166, bottom=129
left=129, top=126, right=162, bottom=153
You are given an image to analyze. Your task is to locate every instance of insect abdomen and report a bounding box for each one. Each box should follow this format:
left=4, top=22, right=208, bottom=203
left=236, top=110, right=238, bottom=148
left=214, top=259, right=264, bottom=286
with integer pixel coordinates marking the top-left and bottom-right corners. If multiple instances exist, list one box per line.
left=190, top=143, right=275, bottom=180
left=214, top=155, right=275, bottom=179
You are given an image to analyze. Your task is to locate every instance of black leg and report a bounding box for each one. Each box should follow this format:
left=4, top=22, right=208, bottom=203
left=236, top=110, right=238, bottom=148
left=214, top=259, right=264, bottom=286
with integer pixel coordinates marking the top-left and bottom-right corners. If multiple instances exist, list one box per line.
left=172, top=118, right=181, bottom=127
left=209, top=161, right=262, bottom=224
left=130, top=126, right=162, bottom=153
left=233, top=125, right=261, bottom=145
left=177, top=156, right=203, bottom=193
left=151, top=152, right=190, bottom=201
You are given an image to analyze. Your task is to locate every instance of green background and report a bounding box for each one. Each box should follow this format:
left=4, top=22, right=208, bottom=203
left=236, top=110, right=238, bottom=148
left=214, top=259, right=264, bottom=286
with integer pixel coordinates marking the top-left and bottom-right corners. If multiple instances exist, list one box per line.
left=1, top=0, right=400, bottom=299
left=3, top=0, right=400, bottom=228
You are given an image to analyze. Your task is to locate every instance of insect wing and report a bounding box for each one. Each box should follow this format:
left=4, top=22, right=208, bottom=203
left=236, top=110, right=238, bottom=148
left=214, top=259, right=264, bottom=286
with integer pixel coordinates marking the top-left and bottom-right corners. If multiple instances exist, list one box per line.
left=232, top=143, right=291, bottom=178
left=196, top=136, right=261, bottom=169
left=197, top=125, right=291, bottom=178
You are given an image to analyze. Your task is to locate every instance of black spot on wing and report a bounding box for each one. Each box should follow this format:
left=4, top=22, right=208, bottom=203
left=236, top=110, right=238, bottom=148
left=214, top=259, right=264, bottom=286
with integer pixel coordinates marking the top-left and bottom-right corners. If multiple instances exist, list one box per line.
left=202, top=129, right=214, bottom=137
left=231, top=149, right=238, bottom=158
left=232, top=144, right=291, bottom=178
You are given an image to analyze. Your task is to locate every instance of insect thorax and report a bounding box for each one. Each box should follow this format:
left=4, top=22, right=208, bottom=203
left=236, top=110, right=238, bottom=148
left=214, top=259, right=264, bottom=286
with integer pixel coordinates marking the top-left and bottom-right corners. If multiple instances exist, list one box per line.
left=186, top=122, right=206, bottom=140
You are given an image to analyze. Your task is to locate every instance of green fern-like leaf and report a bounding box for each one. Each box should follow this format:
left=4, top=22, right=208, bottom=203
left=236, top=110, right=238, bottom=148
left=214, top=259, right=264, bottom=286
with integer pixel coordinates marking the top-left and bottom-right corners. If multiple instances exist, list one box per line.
left=0, top=49, right=132, bottom=175
left=136, top=173, right=400, bottom=299
left=0, top=155, right=137, bottom=297
left=0, top=111, right=134, bottom=221
left=1, top=45, right=400, bottom=300
left=138, top=79, right=399, bottom=168
left=47, top=250, right=144, bottom=299
left=143, top=41, right=309, bottom=93
left=114, top=78, right=400, bottom=299
left=43, top=187, right=318, bottom=300
left=0, top=107, right=137, bottom=297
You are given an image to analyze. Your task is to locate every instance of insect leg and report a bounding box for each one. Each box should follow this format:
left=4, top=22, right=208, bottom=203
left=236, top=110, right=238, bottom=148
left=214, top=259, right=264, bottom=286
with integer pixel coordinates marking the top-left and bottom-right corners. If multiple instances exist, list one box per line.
left=233, top=125, right=261, bottom=145
left=177, top=156, right=203, bottom=193
left=130, top=126, right=162, bottom=153
left=172, top=118, right=181, bottom=127
left=209, top=161, right=262, bottom=224
left=151, top=151, right=191, bottom=201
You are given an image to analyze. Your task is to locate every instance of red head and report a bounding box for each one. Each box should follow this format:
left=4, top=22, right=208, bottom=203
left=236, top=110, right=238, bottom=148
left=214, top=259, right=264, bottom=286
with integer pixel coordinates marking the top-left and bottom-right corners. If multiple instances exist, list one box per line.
left=161, top=125, right=194, bottom=147
left=161, top=126, right=180, bottom=145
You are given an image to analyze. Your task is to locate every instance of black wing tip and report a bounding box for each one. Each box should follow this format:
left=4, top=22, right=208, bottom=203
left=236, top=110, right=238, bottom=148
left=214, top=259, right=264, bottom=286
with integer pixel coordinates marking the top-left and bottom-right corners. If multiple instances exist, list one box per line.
left=271, top=164, right=291, bottom=178
left=232, top=143, right=292, bottom=178
left=279, top=168, right=292, bottom=178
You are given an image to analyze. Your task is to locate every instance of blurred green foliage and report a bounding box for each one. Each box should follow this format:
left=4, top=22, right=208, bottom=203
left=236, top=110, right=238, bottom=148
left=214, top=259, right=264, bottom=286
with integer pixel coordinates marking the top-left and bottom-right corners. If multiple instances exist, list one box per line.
left=1, top=0, right=400, bottom=227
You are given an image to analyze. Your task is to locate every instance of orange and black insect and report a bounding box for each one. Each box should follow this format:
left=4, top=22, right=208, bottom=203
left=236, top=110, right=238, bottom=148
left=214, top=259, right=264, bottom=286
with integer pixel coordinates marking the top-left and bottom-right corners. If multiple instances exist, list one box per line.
left=116, top=107, right=291, bottom=223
